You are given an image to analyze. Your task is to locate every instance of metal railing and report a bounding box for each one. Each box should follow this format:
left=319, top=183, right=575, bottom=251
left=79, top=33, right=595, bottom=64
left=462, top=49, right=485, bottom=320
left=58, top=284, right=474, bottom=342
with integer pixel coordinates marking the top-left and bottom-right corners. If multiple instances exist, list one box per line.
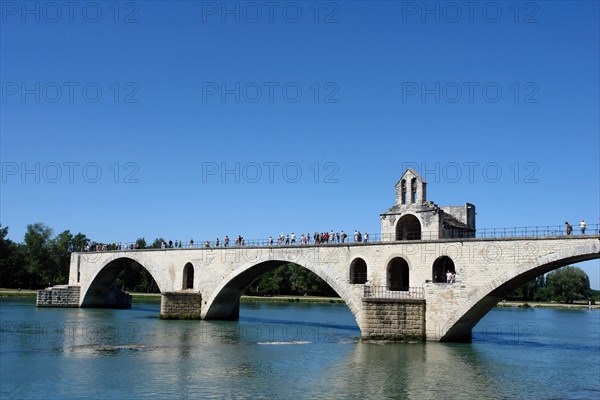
left=83, top=223, right=599, bottom=253
left=85, top=233, right=379, bottom=252
left=475, top=224, right=599, bottom=238
left=363, top=286, right=424, bottom=300
left=377, top=223, right=600, bottom=241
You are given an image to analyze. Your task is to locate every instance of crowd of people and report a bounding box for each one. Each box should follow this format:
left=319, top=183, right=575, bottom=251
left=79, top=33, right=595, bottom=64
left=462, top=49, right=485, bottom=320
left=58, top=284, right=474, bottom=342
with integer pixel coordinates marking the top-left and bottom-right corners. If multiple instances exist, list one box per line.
left=175, top=230, right=371, bottom=249
left=269, top=230, right=369, bottom=246
left=85, top=242, right=140, bottom=252
left=85, top=230, right=372, bottom=252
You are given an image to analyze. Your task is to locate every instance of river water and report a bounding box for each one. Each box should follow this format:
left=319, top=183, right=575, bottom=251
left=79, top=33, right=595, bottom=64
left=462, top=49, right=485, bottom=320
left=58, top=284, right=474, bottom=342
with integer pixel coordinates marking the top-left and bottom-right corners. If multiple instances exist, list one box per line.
left=1, top=298, right=598, bottom=399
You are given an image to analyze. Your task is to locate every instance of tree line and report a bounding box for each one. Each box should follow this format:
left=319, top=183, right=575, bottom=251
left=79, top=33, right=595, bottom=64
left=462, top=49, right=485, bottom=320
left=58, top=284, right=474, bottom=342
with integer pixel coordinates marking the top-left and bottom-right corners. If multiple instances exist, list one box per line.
left=0, top=223, right=161, bottom=291
left=247, top=263, right=337, bottom=297
left=0, top=222, right=597, bottom=302
left=506, top=266, right=597, bottom=304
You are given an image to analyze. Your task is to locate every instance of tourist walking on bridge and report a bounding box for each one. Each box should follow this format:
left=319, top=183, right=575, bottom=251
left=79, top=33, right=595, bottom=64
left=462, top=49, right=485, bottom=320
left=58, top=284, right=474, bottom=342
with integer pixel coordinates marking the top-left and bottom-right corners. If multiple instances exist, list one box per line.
left=565, top=222, right=573, bottom=236
left=579, top=220, right=587, bottom=234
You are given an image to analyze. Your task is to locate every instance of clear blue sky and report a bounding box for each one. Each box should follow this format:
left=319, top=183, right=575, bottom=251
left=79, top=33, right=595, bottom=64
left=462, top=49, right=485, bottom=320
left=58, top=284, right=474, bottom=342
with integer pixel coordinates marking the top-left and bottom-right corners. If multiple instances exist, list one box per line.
left=1, top=1, right=599, bottom=288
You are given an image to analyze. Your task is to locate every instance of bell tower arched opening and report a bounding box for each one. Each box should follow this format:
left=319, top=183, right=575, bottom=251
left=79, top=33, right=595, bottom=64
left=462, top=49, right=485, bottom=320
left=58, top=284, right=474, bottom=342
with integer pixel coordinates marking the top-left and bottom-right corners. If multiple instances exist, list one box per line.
left=395, top=214, right=421, bottom=240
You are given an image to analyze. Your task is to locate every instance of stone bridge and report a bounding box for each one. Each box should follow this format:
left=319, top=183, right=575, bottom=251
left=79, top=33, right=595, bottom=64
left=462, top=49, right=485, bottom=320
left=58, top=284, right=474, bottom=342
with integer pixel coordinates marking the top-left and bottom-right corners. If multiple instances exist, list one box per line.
left=36, top=169, right=600, bottom=342
left=38, top=235, right=598, bottom=342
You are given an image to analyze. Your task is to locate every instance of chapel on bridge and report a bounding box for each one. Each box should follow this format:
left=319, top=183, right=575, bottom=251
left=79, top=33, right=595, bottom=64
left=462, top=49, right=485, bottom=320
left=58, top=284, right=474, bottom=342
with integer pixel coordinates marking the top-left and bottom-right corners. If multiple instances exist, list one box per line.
left=380, top=169, right=476, bottom=241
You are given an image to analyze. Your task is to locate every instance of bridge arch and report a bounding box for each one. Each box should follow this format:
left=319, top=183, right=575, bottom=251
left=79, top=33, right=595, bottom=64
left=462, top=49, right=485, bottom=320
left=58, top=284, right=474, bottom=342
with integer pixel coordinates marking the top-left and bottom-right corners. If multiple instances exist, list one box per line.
left=349, top=257, right=368, bottom=284
left=396, top=214, right=421, bottom=240
left=439, top=242, right=600, bottom=342
left=80, top=256, right=164, bottom=307
left=203, top=256, right=364, bottom=328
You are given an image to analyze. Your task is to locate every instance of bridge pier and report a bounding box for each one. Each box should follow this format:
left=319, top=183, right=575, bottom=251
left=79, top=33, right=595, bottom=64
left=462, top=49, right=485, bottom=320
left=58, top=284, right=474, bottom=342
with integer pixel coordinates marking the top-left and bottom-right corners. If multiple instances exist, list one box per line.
left=160, top=291, right=202, bottom=319
left=37, top=285, right=81, bottom=307
left=361, top=298, right=426, bottom=341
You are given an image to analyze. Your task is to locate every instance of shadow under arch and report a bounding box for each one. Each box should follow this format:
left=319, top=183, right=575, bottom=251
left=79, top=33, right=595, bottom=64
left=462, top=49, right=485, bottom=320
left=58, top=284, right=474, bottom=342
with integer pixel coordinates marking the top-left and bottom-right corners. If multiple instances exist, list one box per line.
left=81, top=257, right=163, bottom=308
left=441, top=249, right=600, bottom=342
left=203, top=259, right=361, bottom=328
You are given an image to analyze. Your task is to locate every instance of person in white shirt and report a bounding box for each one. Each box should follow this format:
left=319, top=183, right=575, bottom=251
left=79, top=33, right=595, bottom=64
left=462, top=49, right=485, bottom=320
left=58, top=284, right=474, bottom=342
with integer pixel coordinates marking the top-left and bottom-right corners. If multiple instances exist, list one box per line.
left=579, top=220, right=587, bottom=234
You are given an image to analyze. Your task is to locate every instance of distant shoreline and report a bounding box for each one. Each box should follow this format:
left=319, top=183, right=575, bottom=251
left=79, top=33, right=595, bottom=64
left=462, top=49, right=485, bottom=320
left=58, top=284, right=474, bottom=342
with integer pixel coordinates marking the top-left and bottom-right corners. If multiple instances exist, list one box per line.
left=495, top=300, right=599, bottom=310
left=0, top=289, right=596, bottom=308
left=0, top=289, right=343, bottom=303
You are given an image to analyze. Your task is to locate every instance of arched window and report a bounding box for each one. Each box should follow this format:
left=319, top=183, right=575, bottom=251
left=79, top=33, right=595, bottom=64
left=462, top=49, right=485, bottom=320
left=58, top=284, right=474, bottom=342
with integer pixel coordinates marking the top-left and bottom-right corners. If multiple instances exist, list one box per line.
left=401, top=179, right=407, bottom=205
left=432, top=256, right=455, bottom=283
left=182, top=262, right=194, bottom=289
left=411, top=178, right=417, bottom=204
left=349, top=258, right=367, bottom=284
left=387, top=257, right=409, bottom=291
left=396, top=214, right=421, bottom=240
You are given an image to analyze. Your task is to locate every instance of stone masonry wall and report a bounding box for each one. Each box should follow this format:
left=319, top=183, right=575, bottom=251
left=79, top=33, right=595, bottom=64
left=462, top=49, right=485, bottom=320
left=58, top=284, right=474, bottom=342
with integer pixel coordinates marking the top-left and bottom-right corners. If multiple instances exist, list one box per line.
left=361, top=299, right=426, bottom=341
left=160, top=292, right=202, bottom=319
left=37, top=285, right=81, bottom=307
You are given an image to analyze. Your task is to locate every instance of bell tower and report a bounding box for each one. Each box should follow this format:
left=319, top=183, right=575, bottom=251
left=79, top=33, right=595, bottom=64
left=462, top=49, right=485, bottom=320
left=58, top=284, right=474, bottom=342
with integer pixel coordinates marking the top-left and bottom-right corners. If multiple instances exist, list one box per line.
left=381, top=169, right=475, bottom=241
left=395, top=169, right=427, bottom=206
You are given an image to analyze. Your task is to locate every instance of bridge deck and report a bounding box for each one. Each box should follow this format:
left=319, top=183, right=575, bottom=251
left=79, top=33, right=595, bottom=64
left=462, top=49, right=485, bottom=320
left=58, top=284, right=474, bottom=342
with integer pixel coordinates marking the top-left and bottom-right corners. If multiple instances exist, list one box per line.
left=81, top=234, right=600, bottom=254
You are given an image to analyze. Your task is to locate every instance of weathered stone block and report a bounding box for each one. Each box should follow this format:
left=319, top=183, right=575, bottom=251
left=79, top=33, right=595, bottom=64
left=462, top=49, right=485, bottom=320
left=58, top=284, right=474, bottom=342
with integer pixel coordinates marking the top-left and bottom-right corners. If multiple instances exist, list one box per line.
left=160, top=292, right=202, bottom=319
left=37, top=285, right=81, bottom=307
